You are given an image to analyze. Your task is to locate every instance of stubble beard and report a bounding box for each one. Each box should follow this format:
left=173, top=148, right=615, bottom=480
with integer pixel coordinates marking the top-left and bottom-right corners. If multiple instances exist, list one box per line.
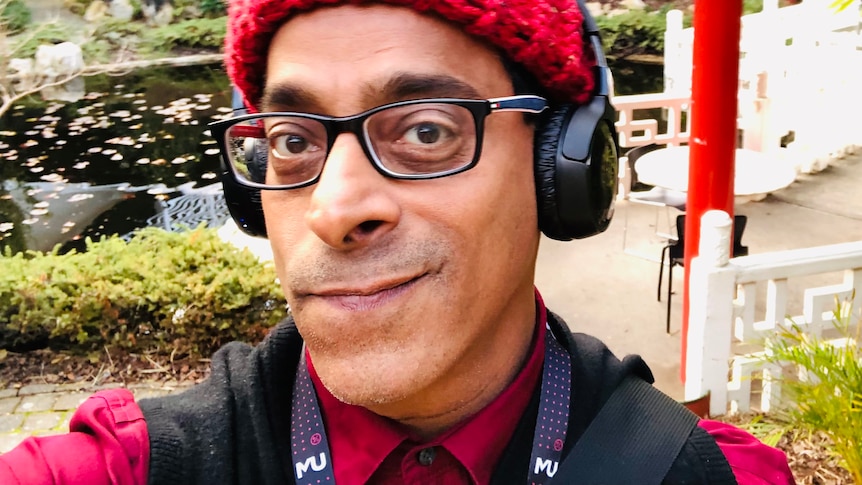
left=285, top=237, right=460, bottom=408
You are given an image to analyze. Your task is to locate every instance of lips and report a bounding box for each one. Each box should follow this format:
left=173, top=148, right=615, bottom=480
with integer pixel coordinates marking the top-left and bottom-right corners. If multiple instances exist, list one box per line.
left=308, top=274, right=425, bottom=312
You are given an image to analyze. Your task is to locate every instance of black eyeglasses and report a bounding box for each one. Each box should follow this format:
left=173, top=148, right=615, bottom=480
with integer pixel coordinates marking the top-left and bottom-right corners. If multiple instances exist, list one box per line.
left=208, top=95, right=548, bottom=190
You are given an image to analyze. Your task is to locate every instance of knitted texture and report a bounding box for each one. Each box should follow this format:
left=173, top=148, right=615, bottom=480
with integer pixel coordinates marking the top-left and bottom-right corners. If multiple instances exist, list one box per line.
left=226, top=0, right=595, bottom=112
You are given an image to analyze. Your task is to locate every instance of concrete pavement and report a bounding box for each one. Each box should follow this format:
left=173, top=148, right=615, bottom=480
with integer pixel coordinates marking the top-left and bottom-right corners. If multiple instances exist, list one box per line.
left=536, top=150, right=862, bottom=399
left=0, top=383, right=188, bottom=453
left=1, top=149, right=860, bottom=453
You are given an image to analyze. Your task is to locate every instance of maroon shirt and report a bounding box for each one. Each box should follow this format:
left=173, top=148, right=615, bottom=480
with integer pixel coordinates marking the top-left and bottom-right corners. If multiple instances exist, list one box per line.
left=0, top=298, right=795, bottom=484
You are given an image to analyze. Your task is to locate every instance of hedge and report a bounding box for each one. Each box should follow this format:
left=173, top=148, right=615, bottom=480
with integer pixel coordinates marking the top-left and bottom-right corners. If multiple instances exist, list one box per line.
left=0, top=227, right=287, bottom=358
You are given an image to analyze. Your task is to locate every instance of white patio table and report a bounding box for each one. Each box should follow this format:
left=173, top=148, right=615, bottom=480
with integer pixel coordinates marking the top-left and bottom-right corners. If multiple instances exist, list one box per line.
left=633, top=146, right=797, bottom=203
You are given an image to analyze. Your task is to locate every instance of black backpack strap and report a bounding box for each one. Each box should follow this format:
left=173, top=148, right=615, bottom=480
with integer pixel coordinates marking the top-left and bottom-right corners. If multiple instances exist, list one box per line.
left=549, top=376, right=700, bottom=485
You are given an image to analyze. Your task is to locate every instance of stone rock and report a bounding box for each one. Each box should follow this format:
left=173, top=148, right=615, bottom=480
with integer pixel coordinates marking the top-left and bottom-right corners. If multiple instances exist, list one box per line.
left=34, top=42, right=84, bottom=77
left=32, top=43, right=86, bottom=103
left=153, top=3, right=174, bottom=26
left=620, top=0, right=646, bottom=9
left=83, top=0, right=108, bottom=22
left=584, top=1, right=603, bottom=18
left=142, top=0, right=174, bottom=26
left=109, top=0, right=135, bottom=21
left=7, top=58, right=33, bottom=79
left=606, top=8, right=629, bottom=17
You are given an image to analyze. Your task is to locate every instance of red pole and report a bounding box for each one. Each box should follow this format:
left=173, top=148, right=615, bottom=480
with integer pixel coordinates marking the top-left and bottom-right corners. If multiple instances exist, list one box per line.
left=681, top=2, right=743, bottom=382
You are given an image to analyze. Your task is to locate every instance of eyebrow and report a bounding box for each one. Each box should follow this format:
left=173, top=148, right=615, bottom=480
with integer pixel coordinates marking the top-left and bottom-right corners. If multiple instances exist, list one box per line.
left=260, top=84, right=322, bottom=113
left=371, top=72, right=483, bottom=101
left=259, top=72, right=484, bottom=114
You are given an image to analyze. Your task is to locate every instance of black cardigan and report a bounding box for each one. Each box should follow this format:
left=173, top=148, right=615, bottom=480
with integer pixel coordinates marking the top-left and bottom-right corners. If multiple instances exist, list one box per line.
left=140, top=312, right=735, bottom=484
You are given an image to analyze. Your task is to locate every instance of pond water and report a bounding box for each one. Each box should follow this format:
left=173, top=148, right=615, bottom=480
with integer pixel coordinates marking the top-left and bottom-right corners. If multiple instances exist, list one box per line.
left=0, top=60, right=662, bottom=254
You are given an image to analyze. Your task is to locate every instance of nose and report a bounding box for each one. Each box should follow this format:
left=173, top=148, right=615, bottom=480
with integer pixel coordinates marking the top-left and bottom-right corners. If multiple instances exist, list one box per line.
left=305, top=133, right=401, bottom=249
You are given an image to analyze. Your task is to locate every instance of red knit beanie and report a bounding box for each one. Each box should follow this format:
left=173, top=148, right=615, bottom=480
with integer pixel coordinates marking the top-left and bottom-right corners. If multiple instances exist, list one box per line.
left=226, top=0, right=595, bottom=112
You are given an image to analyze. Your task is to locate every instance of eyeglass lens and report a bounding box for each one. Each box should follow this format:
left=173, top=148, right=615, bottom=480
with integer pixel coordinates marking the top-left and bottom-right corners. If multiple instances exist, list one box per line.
left=224, top=102, right=478, bottom=187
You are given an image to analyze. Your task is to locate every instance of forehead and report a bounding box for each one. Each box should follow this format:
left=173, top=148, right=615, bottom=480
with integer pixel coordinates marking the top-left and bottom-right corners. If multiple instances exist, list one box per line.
left=261, top=4, right=513, bottom=113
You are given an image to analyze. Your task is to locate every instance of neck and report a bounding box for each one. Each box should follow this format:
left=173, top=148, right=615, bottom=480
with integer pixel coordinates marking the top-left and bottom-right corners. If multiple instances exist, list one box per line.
left=367, top=294, right=538, bottom=440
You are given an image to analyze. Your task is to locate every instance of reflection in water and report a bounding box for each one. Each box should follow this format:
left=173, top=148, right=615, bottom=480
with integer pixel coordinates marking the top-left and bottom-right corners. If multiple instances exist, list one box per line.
left=0, top=64, right=233, bottom=254
left=2, top=180, right=156, bottom=252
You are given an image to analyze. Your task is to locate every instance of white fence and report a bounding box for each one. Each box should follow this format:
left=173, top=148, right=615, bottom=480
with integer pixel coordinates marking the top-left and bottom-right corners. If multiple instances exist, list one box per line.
left=684, top=211, right=862, bottom=416
left=613, top=0, right=862, bottom=195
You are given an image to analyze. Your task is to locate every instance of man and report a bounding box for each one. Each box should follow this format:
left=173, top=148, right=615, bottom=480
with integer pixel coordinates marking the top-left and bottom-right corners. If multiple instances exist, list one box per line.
left=0, top=0, right=795, bottom=483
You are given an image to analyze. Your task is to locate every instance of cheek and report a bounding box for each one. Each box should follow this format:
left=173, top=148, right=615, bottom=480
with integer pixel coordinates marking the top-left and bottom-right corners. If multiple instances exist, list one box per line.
left=261, top=191, right=305, bottom=264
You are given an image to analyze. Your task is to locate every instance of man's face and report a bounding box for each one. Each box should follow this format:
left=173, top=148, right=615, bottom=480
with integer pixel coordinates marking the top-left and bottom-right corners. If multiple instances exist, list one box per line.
left=262, top=4, right=540, bottom=417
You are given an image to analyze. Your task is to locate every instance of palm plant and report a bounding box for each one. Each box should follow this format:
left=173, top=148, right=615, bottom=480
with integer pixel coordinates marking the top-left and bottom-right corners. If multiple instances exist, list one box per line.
left=765, top=296, right=862, bottom=482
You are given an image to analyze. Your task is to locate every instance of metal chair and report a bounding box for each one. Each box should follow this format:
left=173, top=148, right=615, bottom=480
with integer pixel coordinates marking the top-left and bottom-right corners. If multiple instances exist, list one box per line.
left=658, top=214, right=749, bottom=333
left=622, top=144, right=687, bottom=255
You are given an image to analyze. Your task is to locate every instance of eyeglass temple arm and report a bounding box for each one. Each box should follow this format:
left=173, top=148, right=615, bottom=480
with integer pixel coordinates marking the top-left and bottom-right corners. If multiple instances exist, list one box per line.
left=488, top=95, right=548, bottom=113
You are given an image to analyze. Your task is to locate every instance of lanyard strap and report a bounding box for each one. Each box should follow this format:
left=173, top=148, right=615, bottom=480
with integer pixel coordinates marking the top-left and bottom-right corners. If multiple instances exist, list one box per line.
left=290, top=325, right=572, bottom=485
left=528, top=324, right=572, bottom=484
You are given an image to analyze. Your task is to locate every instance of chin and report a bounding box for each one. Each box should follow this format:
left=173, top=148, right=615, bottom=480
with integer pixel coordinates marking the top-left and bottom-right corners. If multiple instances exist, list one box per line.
left=314, top=347, right=429, bottom=407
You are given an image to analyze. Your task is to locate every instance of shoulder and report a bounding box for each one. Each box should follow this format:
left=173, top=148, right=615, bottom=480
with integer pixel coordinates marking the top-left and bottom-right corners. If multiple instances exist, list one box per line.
left=0, top=388, right=148, bottom=485
left=139, top=318, right=304, bottom=484
left=699, top=420, right=795, bottom=485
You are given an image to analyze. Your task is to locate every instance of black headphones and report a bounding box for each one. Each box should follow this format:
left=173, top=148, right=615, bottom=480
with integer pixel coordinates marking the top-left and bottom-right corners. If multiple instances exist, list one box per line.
left=219, top=0, right=618, bottom=241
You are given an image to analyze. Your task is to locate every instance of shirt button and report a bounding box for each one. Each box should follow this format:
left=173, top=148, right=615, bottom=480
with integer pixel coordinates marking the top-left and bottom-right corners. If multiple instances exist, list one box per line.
left=417, top=447, right=436, bottom=466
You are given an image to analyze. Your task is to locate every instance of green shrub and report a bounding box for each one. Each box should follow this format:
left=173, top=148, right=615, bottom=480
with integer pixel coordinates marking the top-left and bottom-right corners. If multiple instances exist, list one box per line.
left=596, top=10, right=667, bottom=59
left=6, top=22, right=75, bottom=58
left=0, top=0, right=31, bottom=34
left=141, top=17, right=226, bottom=53
left=763, top=299, right=862, bottom=482
left=0, top=227, right=287, bottom=358
left=200, top=0, right=226, bottom=17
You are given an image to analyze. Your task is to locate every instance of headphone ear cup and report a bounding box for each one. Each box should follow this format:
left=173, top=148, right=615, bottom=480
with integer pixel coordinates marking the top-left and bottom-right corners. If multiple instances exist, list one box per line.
left=534, top=105, right=573, bottom=241
left=220, top=140, right=268, bottom=238
left=534, top=99, right=619, bottom=241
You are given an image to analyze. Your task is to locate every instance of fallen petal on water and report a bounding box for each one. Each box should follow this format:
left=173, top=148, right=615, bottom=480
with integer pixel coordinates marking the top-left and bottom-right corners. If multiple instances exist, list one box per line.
left=68, top=193, right=94, bottom=202
left=30, top=208, right=49, bottom=216
left=204, top=148, right=220, bottom=156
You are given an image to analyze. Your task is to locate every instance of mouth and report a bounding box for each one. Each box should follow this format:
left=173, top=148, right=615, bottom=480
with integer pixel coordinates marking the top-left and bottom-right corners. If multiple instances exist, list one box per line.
left=308, top=274, right=426, bottom=312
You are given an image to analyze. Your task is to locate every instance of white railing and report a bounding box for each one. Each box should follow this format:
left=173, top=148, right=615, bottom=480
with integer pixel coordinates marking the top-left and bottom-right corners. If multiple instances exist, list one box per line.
left=613, top=1, right=862, bottom=195
left=684, top=210, right=862, bottom=416
left=612, top=93, right=691, bottom=149
left=662, top=0, right=862, bottom=167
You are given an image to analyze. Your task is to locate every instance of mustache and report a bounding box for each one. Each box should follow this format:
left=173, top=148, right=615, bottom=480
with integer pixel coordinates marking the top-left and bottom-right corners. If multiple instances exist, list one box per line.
left=284, top=238, right=449, bottom=293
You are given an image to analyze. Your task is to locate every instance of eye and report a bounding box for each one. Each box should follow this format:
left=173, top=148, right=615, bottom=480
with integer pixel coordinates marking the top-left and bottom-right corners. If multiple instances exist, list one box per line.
left=404, top=121, right=456, bottom=147
left=406, top=123, right=444, bottom=145
left=264, top=118, right=324, bottom=159
left=272, top=134, right=312, bottom=156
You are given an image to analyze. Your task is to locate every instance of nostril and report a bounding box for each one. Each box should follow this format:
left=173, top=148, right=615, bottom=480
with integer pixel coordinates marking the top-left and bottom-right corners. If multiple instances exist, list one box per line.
left=357, top=220, right=383, bottom=234
left=341, top=220, right=384, bottom=245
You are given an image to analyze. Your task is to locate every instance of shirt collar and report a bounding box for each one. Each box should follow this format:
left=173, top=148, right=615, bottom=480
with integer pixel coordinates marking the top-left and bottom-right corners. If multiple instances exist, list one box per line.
left=307, top=289, right=549, bottom=485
